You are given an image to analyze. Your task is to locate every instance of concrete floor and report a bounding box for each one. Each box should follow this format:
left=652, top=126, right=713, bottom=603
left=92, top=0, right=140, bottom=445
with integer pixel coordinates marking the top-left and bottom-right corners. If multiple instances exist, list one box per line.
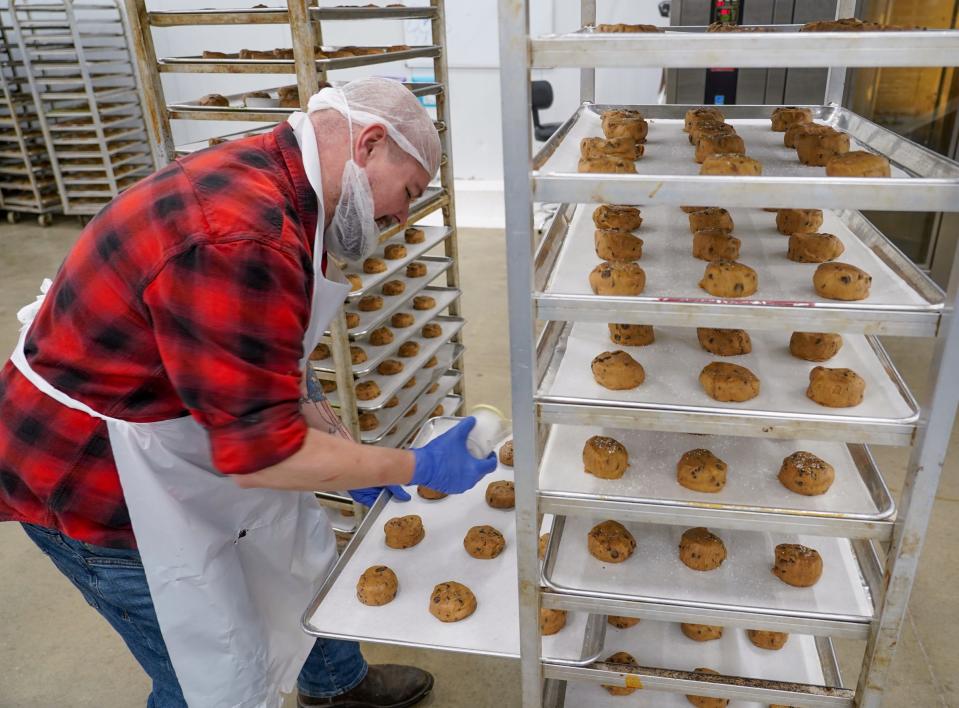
left=0, top=220, right=955, bottom=707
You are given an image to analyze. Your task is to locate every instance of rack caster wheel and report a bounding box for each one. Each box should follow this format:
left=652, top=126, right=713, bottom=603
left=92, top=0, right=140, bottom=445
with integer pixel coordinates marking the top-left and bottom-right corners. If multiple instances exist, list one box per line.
left=37, top=213, right=53, bottom=227
left=7, top=211, right=20, bottom=224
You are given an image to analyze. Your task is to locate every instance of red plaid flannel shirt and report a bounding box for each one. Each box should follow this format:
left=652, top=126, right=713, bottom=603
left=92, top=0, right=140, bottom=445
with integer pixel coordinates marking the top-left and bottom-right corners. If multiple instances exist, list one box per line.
left=0, top=123, right=321, bottom=548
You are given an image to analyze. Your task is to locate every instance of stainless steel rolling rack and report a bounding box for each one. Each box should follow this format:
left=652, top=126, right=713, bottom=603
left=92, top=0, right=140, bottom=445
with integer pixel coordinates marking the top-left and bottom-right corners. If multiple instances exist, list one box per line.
left=123, top=0, right=466, bottom=522
left=0, top=6, right=60, bottom=224
left=9, top=0, right=157, bottom=221
left=497, top=2, right=959, bottom=706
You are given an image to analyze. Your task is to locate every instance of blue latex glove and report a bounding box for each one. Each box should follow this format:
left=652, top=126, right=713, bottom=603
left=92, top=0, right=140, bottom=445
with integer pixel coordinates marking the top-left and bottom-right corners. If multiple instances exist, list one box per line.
left=348, top=485, right=411, bottom=508
left=410, top=417, right=498, bottom=494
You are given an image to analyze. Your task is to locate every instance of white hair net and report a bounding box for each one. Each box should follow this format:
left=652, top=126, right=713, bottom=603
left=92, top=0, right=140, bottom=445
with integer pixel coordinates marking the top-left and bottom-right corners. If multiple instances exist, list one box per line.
left=307, top=77, right=441, bottom=178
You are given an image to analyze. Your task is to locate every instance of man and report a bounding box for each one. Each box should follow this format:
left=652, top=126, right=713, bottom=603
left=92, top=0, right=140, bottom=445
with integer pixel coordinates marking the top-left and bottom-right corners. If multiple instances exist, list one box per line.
left=0, top=78, right=495, bottom=707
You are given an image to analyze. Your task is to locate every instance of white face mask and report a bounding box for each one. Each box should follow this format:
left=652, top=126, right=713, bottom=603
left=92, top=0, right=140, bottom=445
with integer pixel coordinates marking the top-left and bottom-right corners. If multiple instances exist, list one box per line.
left=326, top=157, right=378, bottom=263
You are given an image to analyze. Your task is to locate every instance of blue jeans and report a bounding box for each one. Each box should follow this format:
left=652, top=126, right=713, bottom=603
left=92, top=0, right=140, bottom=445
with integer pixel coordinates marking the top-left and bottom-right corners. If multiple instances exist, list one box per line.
left=21, top=523, right=368, bottom=706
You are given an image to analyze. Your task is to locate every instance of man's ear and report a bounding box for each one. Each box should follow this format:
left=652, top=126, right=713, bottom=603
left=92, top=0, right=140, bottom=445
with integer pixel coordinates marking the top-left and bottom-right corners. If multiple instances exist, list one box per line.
left=354, top=123, right=388, bottom=167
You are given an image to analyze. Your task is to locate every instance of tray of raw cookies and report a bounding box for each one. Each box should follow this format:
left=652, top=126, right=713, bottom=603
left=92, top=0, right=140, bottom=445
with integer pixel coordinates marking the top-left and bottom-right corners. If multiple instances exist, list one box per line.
left=551, top=618, right=840, bottom=707
left=303, top=419, right=607, bottom=663
left=536, top=201, right=943, bottom=337
left=358, top=369, right=461, bottom=445
left=342, top=225, right=452, bottom=300
left=322, top=321, right=464, bottom=411
left=536, top=321, right=918, bottom=445
left=159, top=45, right=442, bottom=73
left=538, top=425, right=893, bottom=540
left=532, top=103, right=959, bottom=211
left=377, top=391, right=465, bottom=450
left=338, top=267, right=455, bottom=339
left=540, top=514, right=878, bottom=639
left=312, top=287, right=460, bottom=376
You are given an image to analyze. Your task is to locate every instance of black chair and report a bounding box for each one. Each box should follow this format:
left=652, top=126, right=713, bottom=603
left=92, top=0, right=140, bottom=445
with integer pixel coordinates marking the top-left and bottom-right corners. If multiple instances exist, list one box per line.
left=531, top=80, right=561, bottom=142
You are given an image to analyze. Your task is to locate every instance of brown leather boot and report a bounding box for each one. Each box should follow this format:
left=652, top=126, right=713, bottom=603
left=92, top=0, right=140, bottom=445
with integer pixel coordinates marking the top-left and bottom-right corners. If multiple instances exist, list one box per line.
left=298, top=664, right=434, bottom=707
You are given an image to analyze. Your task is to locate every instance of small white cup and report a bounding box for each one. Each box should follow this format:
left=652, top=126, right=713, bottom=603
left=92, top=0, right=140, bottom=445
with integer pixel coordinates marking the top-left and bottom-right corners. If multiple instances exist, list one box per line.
left=466, top=404, right=507, bottom=459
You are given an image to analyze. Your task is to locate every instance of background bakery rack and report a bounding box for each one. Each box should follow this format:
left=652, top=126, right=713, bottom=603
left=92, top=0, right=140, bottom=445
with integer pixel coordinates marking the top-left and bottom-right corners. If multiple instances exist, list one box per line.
left=123, top=0, right=465, bottom=523
left=497, top=1, right=959, bottom=707
left=8, top=0, right=158, bottom=221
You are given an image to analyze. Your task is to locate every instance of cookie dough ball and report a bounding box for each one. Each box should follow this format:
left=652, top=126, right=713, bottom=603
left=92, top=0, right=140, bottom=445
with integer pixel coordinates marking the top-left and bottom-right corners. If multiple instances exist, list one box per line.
left=699, top=259, right=758, bottom=298
left=588, top=520, right=636, bottom=563
left=593, top=204, right=642, bottom=231
left=464, top=525, right=506, bottom=559
left=417, top=485, right=447, bottom=500
left=677, top=449, right=727, bottom=493
left=356, top=565, right=398, bottom=606
left=198, top=93, right=230, bottom=107
left=583, top=435, right=629, bottom=479
left=310, top=343, right=330, bottom=361
left=776, top=208, right=823, bottom=235
left=785, top=122, right=832, bottom=149
left=747, top=629, right=789, bottom=650
left=689, top=207, right=734, bottom=234
left=413, top=295, right=435, bottom=311
left=697, top=328, right=752, bottom=357
left=431, top=404, right=444, bottom=417
left=589, top=261, right=646, bottom=296
left=700, top=362, right=760, bottom=403
left=789, top=332, right=843, bottom=362
left=384, top=396, right=400, bottom=409
left=429, top=581, right=477, bottom=622
left=321, top=379, right=336, bottom=394
left=686, top=669, right=728, bottom=708
left=813, top=262, right=872, bottom=301
left=405, top=261, right=428, bottom=278
left=693, top=230, right=741, bottom=261
left=403, top=404, right=418, bottom=418
left=601, top=109, right=648, bottom=143
left=772, top=544, right=823, bottom=587
left=369, top=327, right=394, bottom=346
left=690, top=120, right=736, bottom=146
left=806, top=366, right=866, bottom=408
left=391, top=312, right=415, bottom=327
left=592, top=351, right=646, bottom=390
left=681, top=205, right=710, bottom=213
left=700, top=154, right=763, bottom=176
left=681, top=623, right=723, bottom=641
left=595, top=229, right=644, bottom=261
left=826, top=151, right=891, bottom=177
left=486, top=481, right=515, bottom=509
left=421, top=323, right=442, bottom=339
left=345, top=312, right=360, bottom=329
left=384, top=244, right=407, bottom=260
left=359, top=412, right=379, bottom=432
left=540, top=608, right=568, bottom=636
left=679, top=527, right=727, bottom=571
left=423, top=355, right=438, bottom=368
left=403, top=376, right=418, bottom=390
left=499, top=440, right=514, bottom=466
left=578, top=155, right=636, bottom=174
left=377, top=359, right=404, bottom=376
left=695, top=134, right=746, bottom=163
left=685, top=107, right=725, bottom=133
left=346, top=273, right=362, bottom=291
left=771, top=107, right=813, bottom=132
left=608, top=615, right=641, bottom=629
left=581, top=136, right=643, bottom=161
left=358, top=295, right=383, bottom=312
left=602, top=652, right=640, bottom=696
left=788, top=232, right=845, bottom=263
left=384, top=515, right=425, bottom=549
left=538, top=533, right=550, bottom=559
left=796, top=129, right=850, bottom=166
left=355, top=381, right=381, bottom=401
left=350, top=346, right=367, bottom=365
left=397, top=341, right=420, bottom=357
left=381, top=279, right=406, bottom=296
left=608, top=323, right=654, bottom=346
left=363, top=257, right=387, bottom=274
left=404, top=227, right=425, bottom=244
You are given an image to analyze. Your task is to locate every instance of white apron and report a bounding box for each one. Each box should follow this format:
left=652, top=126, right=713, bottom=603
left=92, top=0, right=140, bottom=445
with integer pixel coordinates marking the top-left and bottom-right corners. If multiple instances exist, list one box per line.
left=10, top=113, right=350, bottom=708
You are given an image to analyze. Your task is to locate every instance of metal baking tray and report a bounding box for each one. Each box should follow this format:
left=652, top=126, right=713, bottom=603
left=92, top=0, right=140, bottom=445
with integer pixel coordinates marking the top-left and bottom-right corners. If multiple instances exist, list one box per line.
left=533, top=104, right=959, bottom=212
left=538, top=425, right=894, bottom=540
left=158, top=45, right=442, bottom=74
left=537, top=322, right=919, bottom=446
left=537, top=204, right=943, bottom=337
left=312, top=5, right=437, bottom=21
left=545, top=621, right=851, bottom=707
left=315, top=288, right=459, bottom=377
left=341, top=268, right=455, bottom=339
left=303, top=421, right=607, bottom=664
left=147, top=4, right=436, bottom=25
left=167, top=81, right=443, bottom=121
left=324, top=325, right=464, bottom=412
left=541, top=514, right=880, bottom=639
left=531, top=25, right=959, bottom=69
left=343, top=225, right=451, bottom=300
left=378, top=392, right=464, bottom=450
left=360, top=369, right=461, bottom=445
